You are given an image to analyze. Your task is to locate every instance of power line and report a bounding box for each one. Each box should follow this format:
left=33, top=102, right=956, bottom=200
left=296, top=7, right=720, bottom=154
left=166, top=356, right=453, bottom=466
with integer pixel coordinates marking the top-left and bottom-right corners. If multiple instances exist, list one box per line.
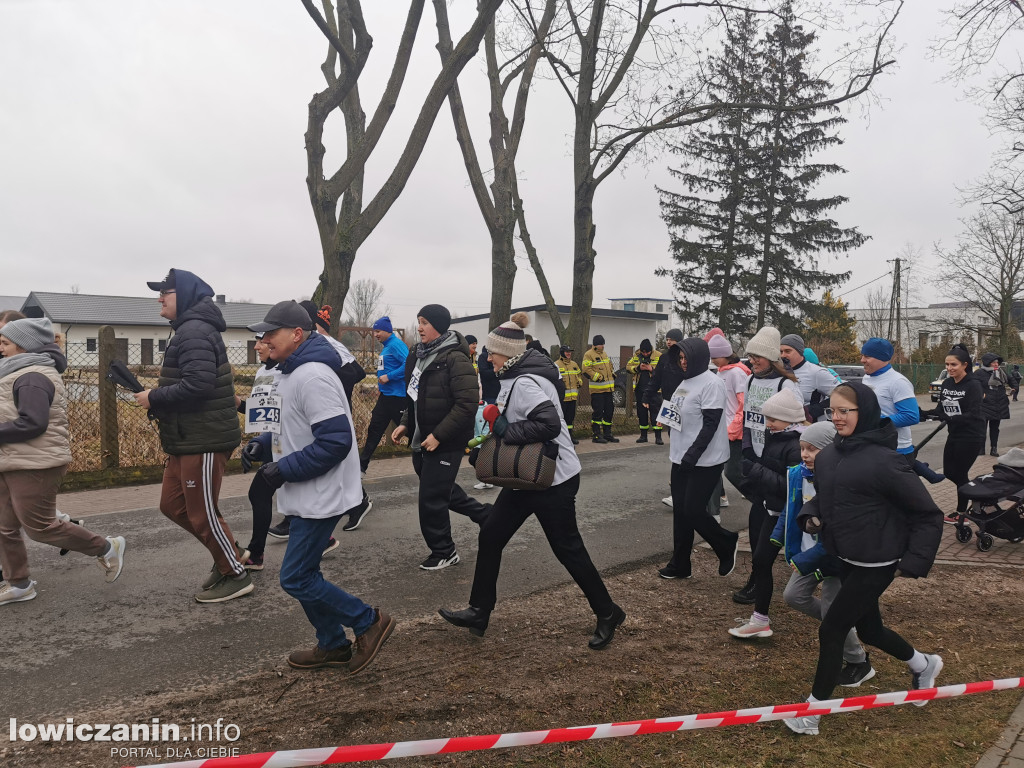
left=838, top=271, right=892, bottom=300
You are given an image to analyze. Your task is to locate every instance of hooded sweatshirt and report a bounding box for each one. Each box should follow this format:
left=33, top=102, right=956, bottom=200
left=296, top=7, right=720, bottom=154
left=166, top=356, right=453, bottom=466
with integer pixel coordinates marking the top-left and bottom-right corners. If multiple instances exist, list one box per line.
left=665, top=338, right=730, bottom=467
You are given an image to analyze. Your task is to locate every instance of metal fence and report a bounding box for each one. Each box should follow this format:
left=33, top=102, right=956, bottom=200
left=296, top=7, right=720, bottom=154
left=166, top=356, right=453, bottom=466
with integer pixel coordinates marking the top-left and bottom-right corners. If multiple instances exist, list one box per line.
left=61, top=334, right=645, bottom=475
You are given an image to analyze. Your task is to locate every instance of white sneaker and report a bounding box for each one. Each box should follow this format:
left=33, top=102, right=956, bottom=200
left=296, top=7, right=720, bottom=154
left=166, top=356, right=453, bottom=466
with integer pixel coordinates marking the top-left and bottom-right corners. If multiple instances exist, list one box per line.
left=97, top=536, right=126, bottom=583
left=910, top=654, right=943, bottom=706
left=728, top=618, right=773, bottom=639
left=0, top=580, right=37, bottom=605
left=661, top=497, right=673, bottom=508
left=784, top=714, right=820, bottom=735
left=719, top=495, right=729, bottom=507
left=55, top=510, right=71, bottom=523
left=473, top=482, right=495, bottom=490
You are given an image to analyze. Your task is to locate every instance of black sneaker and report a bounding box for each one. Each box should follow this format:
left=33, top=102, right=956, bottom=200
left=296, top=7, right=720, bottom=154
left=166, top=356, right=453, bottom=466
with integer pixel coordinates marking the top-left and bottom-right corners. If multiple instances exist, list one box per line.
left=837, top=656, right=876, bottom=687
left=420, top=552, right=460, bottom=570
left=658, top=566, right=691, bottom=580
left=732, top=582, right=756, bottom=605
left=267, top=519, right=291, bottom=540
left=342, top=500, right=373, bottom=532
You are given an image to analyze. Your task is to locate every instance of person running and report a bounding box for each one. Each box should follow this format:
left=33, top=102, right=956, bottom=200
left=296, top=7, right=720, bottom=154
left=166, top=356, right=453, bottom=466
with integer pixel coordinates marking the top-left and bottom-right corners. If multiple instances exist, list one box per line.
left=975, top=353, right=1010, bottom=457
left=243, top=301, right=394, bottom=673
left=643, top=329, right=685, bottom=507
left=733, top=326, right=799, bottom=605
left=135, top=269, right=250, bottom=603
left=359, top=316, right=408, bottom=474
left=626, top=339, right=662, bottom=444
left=0, top=318, right=126, bottom=605
left=439, top=316, right=624, bottom=649
left=583, top=335, right=618, bottom=443
left=728, top=388, right=804, bottom=638
left=786, top=382, right=943, bottom=736
left=859, top=337, right=920, bottom=466
left=555, top=345, right=582, bottom=445
left=922, top=344, right=985, bottom=524
left=656, top=338, right=740, bottom=581
left=393, top=304, right=490, bottom=570
left=779, top=334, right=841, bottom=422
left=707, top=329, right=750, bottom=513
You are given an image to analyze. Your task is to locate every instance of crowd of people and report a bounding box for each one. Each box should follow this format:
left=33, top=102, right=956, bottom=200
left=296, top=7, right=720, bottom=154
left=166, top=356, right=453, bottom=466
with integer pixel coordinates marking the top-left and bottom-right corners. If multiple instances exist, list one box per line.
left=0, top=269, right=1014, bottom=734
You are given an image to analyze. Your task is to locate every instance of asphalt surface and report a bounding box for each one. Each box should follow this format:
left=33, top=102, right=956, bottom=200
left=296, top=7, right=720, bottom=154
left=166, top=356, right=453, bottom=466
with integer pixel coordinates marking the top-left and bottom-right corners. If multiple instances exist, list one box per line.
left=7, top=396, right=1024, bottom=721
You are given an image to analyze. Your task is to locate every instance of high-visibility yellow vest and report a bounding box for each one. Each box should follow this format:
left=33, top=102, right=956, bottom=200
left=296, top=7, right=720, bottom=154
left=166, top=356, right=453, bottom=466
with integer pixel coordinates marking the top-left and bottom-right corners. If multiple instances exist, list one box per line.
left=582, top=347, right=615, bottom=392
left=557, top=359, right=583, bottom=401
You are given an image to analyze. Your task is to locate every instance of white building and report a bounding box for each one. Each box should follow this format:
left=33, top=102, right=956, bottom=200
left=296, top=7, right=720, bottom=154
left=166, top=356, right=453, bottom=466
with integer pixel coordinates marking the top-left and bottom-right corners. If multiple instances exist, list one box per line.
left=847, top=301, right=1018, bottom=353
left=449, top=304, right=667, bottom=368
left=608, top=297, right=678, bottom=340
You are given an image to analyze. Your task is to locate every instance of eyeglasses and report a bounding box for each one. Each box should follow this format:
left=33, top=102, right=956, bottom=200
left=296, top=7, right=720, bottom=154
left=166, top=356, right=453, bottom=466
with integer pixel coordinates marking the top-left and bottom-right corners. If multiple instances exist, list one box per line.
left=159, top=289, right=176, bottom=297
left=824, top=407, right=858, bottom=420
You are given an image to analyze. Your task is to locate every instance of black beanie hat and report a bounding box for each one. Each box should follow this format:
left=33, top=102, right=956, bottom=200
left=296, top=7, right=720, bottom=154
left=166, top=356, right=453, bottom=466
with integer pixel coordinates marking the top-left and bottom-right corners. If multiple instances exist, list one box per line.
left=639, top=338, right=653, bottom=353
left=593, top=334, right=605, bottom=346
left=418, top=304, right=451, bottom=335
left=465, top=334, right=478, bottom=344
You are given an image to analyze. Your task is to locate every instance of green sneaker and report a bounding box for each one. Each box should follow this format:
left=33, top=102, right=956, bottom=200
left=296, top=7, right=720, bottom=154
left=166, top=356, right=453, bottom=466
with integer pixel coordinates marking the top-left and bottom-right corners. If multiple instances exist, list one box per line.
left=200, top=544, right=250, bottom=590
left=194, top=572, right=254, bottom=603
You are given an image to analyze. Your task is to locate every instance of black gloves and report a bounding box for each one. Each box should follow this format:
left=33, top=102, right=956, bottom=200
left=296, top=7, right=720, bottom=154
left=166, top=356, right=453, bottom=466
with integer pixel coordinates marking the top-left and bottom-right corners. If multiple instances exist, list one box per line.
left=257, top=461, right=285, bottom=490
left=240, top=440, right=264, bottom=473
left=492, top=413, right=509, bottom=438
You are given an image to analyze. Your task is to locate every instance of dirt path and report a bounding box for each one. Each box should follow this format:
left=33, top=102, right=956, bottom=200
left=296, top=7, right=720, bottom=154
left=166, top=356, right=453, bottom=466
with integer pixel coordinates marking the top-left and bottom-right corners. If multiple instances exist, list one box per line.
left=7, top=552, right=1022, bottom=768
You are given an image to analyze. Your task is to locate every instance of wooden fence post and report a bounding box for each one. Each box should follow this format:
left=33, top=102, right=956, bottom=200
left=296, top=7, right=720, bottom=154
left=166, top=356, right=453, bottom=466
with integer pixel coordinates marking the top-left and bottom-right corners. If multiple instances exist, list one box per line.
left=98, top=325, right=120, bottom=469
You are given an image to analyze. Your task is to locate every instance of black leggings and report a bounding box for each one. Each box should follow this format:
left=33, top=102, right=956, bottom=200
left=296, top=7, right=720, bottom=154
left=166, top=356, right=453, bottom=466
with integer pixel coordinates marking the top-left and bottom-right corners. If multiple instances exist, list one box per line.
left=667, top=462, right=734, bottom=576
left=944, top=438, right=983, bottom=513
left=246, top=472, right=276, bottom=557
left=469, top=474, right=612, bottom=616
left=751, top=517, right=782, bottom=614
left=984, top=420, right=1001, bottom=453
left=812, top=562, right=914, bottom=700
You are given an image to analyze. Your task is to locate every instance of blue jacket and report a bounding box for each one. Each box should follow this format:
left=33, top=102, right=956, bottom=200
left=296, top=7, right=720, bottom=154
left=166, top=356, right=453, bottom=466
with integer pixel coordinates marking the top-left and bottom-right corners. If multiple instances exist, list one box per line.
left=377, top=332, right=409, bottom=398
left=770, top=464, right=839, bottom=580
left=254, top=334, right=353, bottom=483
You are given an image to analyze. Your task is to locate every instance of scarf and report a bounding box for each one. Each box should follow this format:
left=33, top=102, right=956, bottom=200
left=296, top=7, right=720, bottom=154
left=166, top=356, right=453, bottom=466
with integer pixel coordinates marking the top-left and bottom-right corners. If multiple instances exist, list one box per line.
left=415, top=331, right=453, bottom=360
left=495, top=352, right=526, bottom=379
left=0, top=352, right=55, bottom=381
left=979, top=365, right=1008, bottom=389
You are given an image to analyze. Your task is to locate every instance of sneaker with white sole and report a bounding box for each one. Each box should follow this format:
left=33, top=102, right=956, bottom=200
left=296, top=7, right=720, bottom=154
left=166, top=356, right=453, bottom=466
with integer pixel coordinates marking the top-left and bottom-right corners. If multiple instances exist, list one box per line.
left=323, top=537, right=340, bottom=555
left=473, top=481, right=495, bottom=490
left=267, top=519, right=290, bottom=540
left=837, top=655, right=876, bottom=687
left=661, top=496, right=673, bottom=508
left=97, top=536, right=126, bottom=583
left=194, top=573, right=254, bottom=603
left=728, top=617, right=773, bottom=639
left=910, top=654, right=943, bottom=706
left=420, top=552, right=460, bottom=570
left=784, top=714, right=820, bottom=736
left=342, top=500, right=373, bottom=532
left=0, top=580, right=37, bottom=605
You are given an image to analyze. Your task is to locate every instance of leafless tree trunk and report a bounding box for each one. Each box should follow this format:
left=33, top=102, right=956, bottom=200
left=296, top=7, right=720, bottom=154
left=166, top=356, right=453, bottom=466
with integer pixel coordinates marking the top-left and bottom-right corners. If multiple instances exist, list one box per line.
left=301, top=0, right=505, bottom=329
left=343, top=278, right=390, bottom=328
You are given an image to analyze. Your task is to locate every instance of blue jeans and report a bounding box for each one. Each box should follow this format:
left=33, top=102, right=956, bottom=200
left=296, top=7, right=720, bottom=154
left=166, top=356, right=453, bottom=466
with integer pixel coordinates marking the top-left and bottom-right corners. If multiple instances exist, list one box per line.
left=279, top=515, right=375, bottom=650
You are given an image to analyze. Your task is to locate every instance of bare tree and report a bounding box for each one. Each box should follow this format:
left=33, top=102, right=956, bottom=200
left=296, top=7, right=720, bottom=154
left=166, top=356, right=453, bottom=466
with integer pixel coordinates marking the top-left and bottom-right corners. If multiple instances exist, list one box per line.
left=860, top=284, right=890, bottom=340
left=515, top=0, right=903, bottom=352
left=343, top=278, right=390, bottom=328
left=933, top=208, right=1024, bottom=358
left=300, top=0, right=504, bottom=332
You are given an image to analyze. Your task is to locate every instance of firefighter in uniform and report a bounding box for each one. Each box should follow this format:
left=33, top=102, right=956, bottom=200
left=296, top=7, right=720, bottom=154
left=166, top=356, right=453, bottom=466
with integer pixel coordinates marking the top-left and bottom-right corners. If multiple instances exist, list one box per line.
left=556, top=345, right=583, bottom=445
left=626, top=338, right=662, bottom=444
left=583, top=335, right=618, bottom=444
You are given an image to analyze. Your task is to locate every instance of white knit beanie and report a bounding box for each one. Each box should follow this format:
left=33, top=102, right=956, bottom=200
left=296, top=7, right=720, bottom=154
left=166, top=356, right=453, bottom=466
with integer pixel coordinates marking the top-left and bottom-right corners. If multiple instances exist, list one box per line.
left=760, top=388, right=806, bottom=424
left=745, top=326, right=781, bottom=362
left=487, top=312, right=529, bottom=358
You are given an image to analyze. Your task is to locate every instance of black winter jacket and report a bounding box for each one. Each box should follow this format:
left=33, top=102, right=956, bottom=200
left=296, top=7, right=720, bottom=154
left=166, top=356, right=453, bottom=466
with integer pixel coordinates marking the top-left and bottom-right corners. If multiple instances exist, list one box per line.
left=642, top=345, right=682, bottom=405
left=148, top=270, right=241, bottom=455
left=478, top=347, right=500, bottom=404
left=975, top=366, right=1011, bottom=421
left=400, top=331, right=478, bottom=454
left=739, top=427, right=802, bottom=512
left=799, top=420, right=943, bottom=578
left=496, top=350, right=565, bottom=445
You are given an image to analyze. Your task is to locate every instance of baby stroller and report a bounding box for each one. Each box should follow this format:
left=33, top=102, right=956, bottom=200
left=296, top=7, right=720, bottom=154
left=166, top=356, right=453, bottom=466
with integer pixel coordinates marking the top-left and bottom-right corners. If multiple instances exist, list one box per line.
left=955, top=448, right=1024, bottom=552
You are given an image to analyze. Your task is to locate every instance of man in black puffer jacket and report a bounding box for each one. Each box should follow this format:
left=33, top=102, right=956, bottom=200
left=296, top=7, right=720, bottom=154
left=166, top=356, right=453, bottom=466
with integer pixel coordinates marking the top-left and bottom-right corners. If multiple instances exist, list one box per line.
left=393, top=304, right=490, bottom=571
left=135, top=269, right=250, bottom=603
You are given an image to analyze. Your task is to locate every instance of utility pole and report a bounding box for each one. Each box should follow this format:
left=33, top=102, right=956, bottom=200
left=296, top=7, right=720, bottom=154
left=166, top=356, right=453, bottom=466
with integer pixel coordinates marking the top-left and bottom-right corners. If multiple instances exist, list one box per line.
left=886, top=257, right=902, bottom=354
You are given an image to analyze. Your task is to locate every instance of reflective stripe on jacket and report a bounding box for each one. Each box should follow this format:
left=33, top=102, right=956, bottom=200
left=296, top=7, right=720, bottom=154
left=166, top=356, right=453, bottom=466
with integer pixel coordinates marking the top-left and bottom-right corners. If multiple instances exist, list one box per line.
left=582, top=348, right=615, bottom=391
left=556, top=359, right=583, bottom=401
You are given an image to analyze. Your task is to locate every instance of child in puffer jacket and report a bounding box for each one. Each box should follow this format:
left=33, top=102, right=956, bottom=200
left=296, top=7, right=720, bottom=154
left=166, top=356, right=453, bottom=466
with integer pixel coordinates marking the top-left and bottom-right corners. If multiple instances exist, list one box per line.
left=772, top=422, right=874, bottom=687
left=729, top=388, right=805, bottom=638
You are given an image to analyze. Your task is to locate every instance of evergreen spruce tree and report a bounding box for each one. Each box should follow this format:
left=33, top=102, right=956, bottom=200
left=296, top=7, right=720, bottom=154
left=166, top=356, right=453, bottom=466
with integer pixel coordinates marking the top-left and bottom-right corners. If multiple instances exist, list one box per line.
left=656, top=11, right=763, bottom=336
left=748, top=3, right=866, bottom=327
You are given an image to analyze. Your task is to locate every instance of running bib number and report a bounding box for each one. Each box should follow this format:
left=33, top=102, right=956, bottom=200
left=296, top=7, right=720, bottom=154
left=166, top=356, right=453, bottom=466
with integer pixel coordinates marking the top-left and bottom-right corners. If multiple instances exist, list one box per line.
left=744, top=411, right=766, bottom=430
left=942, top=399, right=962, bottom=417
left=245, top=394, right=282, bottom=434
left=376, top=355, right=384, bottom=373
left=407, top=368, right=422, bottom=401
left=657, top=398, right=683, bottom=431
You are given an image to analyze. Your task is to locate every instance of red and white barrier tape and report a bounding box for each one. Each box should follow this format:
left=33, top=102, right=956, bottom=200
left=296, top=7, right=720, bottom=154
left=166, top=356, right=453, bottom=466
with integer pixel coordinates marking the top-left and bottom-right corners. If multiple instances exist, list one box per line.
left=129, top=676, right=1024, bottom=768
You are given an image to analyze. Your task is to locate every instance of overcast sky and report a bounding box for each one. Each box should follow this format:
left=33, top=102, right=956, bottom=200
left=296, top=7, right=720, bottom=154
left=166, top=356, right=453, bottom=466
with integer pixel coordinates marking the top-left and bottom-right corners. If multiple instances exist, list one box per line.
left=0, top=1, right=1004, bottom=329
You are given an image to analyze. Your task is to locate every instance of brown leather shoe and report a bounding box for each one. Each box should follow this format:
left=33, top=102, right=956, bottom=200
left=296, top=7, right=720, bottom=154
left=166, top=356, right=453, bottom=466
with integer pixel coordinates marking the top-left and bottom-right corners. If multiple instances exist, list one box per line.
left=348, top=608, right=395, bottom=676
left=287, top=644, right=352, bottom=670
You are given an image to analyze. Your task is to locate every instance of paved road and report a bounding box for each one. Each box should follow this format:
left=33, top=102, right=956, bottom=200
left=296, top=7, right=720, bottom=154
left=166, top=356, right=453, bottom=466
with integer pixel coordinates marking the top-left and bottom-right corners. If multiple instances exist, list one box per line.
left=8, top=396, right=1024, bottom=721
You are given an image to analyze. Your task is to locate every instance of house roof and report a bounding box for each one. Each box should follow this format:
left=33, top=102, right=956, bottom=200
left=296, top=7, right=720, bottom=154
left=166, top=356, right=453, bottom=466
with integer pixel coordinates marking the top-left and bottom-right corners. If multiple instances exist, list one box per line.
left=451, top=304, right=668, bottom=324
left=21, top=292, right=275, bottom=329
left=607, top=297, right=672, bottom=303
left=0, top=296, right=26, bottom=312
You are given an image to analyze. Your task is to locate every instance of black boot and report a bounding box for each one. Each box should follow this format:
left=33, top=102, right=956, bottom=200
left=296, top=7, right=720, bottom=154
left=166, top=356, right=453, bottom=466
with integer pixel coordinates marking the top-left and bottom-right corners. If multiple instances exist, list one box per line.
left=636, top=432, right=648, bottom=443
left=592, top=425, right=607, bottom=444
left=732, top=576, right=756, bottom=605
left=438, top=606, right=490, bottom=637
left=991, top=447, right=1000, bottom=457
left=588, top=604, right=626, bottom=650
left=654, top=430, right=664, bottom=446
left=603, top=426, right=620, bottom=443
left=569, top=428, right=580, bottom=445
